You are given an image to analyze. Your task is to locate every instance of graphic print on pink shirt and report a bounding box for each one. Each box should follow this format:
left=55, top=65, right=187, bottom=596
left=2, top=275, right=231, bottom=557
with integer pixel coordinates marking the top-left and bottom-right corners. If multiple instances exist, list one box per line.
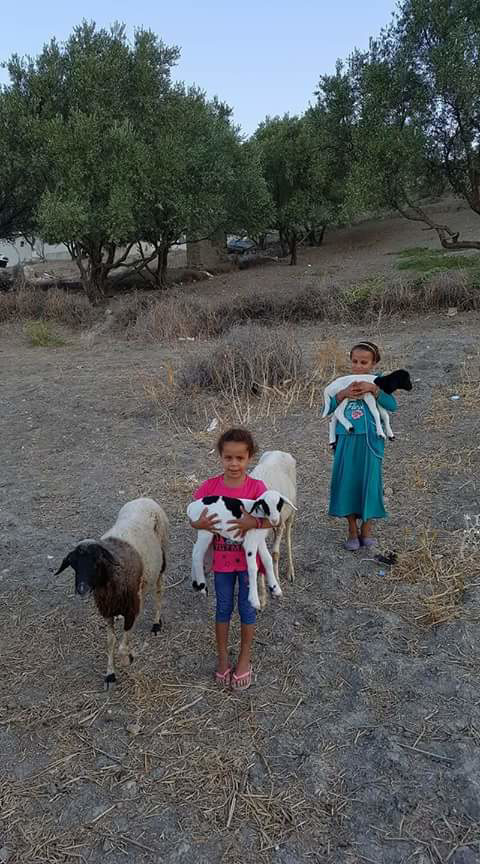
left=193, top=474, right=267, bottom=572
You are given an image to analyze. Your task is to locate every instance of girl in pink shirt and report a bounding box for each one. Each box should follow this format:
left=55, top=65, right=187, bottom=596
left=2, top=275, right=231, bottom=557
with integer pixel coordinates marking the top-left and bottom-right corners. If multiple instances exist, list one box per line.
left=190, top=428, right=273, bottom=691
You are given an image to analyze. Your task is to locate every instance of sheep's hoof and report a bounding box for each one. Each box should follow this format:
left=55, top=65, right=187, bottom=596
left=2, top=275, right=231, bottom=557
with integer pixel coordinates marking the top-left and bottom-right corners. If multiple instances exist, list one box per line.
left=389, top=435, right=395, bottom=441
left=104, top=673, right=116, bottom=690
left=193, top=581, right=208, bottom=596
left=151, top=621, right=162, bottom=635
left=270, top=586, right=283, bottom=598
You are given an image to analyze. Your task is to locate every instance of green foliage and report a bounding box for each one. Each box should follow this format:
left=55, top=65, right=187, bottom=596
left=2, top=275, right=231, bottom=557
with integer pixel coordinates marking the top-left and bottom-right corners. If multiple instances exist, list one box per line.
left=340, top=0, right=480, bottom=244
left=23, top=320, right=66, bottom=347
left=252, top=114, right=328, bottom=262
left=2, top=21, right=272, bottom=298
left=397, top=247, right=480, bottom=272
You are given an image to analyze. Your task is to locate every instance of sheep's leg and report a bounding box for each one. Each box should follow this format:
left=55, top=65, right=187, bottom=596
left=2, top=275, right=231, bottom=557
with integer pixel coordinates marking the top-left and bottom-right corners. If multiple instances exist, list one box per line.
left=321, top=391, right=332, bottom=418
left=272, top=523, right=285, bottom=582
left=364, top=393, right=386, bottom=438
left=334, top=401, right=353, bottom=432
left=257, top=537, right=282, bottom=598
left=118, top=612, right=138, bottom=668
left=191, top=532, right=213, bottom=596
left=285, top=514, right=295, bottom=583
left=151, top=573, right=164, bottom=635
left=105, top=618, right=117, bottom=689
left=328, top=416, right=338, bottom=446
left=378, top=405, right=394, bottom=439
left=258, top=571, right=267, bottom=610
left=243, top=534, right=262, bottom=610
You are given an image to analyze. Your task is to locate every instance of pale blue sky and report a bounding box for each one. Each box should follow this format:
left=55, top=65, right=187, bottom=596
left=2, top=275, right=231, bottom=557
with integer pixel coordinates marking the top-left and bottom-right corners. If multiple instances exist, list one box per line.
left=1, top=0, right=397, bottom=135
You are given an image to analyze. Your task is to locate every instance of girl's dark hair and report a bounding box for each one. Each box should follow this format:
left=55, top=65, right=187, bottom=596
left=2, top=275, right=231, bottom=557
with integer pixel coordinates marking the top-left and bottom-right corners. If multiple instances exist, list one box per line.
left=350, top=341, right=381, bottom=363
left=217, top=427, right=256, bottom=456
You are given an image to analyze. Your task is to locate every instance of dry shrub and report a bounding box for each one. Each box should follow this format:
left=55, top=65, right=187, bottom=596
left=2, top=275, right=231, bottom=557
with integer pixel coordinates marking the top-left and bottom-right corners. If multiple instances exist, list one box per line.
left=0, top=287, right=96, bottom=329
left=112, top=270, right=480, bottom=343
left=314, top=338, right=352, bottom=382
left=143, top=324, right=317, bottom=428
left=377, top=271, right=480, bottom=316
left=179, top=325, right=304, bottom=399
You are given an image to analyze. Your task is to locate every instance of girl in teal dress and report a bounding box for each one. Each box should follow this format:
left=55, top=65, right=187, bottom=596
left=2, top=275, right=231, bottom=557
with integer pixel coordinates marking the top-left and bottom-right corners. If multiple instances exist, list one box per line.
left=328, top=341, right=397, bottom=551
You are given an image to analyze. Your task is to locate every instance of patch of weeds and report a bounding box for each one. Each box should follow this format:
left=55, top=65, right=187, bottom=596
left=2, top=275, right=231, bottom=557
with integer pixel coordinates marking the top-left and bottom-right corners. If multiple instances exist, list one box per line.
left=397, top=246, right=480, bottom=273
left=24, top=320, right=66, bottom=347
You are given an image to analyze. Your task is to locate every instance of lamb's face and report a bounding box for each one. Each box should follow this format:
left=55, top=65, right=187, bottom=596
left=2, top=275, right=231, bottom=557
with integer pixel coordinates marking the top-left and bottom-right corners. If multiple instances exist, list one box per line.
left=55, top=541, right=117, bottom=595
left=251, top=491, right=285, bottom=527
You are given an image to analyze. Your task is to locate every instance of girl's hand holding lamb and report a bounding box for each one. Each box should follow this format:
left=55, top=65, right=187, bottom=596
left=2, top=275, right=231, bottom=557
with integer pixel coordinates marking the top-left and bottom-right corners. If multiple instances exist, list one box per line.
left=350, top=381, right=378, bottom=397
left=190, top=508, right=220, bottom=533
left=227, top=507, right=260, bottom=538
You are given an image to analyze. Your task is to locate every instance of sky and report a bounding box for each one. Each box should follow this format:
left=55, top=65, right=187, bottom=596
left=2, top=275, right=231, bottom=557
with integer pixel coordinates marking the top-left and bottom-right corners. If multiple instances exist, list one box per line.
left=0, top=0, right=397, bottom=136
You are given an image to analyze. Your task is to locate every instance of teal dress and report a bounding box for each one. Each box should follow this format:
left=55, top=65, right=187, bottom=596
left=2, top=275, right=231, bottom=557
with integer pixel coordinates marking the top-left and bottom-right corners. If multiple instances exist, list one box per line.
left=328, top=383, right=397, bottom=521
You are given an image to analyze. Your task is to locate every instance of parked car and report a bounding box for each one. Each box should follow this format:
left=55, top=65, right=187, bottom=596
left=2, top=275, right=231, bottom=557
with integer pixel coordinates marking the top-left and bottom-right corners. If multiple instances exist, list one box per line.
left=0, top=255, right=8, bottom=268
left=227, top=236, right=256, bottom=254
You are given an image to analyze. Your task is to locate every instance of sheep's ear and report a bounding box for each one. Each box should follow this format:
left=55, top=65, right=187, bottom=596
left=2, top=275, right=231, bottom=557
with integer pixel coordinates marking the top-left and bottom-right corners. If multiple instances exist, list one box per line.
left=55, top=553, right=73, bottom=575
left=280, top=495, right=298, bottom=512
left=97, top=544, right=119, bottom=567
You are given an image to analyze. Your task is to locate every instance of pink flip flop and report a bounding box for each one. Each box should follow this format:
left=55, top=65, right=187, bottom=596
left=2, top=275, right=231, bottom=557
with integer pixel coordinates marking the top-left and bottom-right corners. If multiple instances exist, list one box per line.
left=231, top=666, right=253, bottom=691
left=215, top=667, right=232, bottom=687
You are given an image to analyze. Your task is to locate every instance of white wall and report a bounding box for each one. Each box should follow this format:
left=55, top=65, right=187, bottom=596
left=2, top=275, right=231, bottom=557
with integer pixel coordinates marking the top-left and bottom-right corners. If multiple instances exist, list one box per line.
left=0, top=236, right=71, bottom=264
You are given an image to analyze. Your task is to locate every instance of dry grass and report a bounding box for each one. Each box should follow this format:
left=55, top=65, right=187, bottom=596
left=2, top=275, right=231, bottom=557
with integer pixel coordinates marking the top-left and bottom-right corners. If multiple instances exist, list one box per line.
left=108, top=271, right=480, bottom=342
left=1, top=270, right=479, bottom=341
left=0, top=591, right=329, bottom=863
left=0, top=286, right=96, bottom=329
left=391, top=530, right=472, bottom=628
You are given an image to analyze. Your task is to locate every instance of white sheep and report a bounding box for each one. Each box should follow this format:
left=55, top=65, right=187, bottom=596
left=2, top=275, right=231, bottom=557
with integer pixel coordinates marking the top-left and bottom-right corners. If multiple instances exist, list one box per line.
left=250, top=451, right=297, bottom=594
left=55, top=497, right=168, bottom=688
left=187, top=490, right=296, bottom=610
left=322, top=369, right=412, bottom=446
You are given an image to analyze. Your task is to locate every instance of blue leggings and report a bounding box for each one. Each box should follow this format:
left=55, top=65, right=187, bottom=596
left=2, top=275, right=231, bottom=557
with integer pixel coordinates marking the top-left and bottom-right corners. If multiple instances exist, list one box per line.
left=214, top=571, right=257, bottom=625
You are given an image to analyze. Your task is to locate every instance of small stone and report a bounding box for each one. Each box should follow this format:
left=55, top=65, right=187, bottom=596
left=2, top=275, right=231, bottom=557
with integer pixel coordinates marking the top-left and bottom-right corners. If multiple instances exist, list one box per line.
left=0, top=848, right=11, bottom=864
left=123, top=780, right=137, bottom=797
left=384, top=486, right=393, bottom=498
left=127, top=721, right=141, bottom=736
left=294, top=620, right=301, bottom=628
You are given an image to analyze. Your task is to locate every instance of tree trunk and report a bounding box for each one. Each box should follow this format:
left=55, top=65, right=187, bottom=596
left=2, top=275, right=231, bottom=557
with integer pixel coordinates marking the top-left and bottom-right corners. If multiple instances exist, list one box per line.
left=155, top=243, right=169, bottom=288
left=397, top=199, right=480, bottom=251
left=75, top=246, right=107, bottom=304
left=279, top=229, right=289, bottom=257
left=288, top=232, right=297, bottom=266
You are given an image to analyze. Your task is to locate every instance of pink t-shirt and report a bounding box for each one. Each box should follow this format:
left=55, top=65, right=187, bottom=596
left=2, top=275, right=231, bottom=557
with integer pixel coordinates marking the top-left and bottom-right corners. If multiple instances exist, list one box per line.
left=193, top=474, right=267, bottom=572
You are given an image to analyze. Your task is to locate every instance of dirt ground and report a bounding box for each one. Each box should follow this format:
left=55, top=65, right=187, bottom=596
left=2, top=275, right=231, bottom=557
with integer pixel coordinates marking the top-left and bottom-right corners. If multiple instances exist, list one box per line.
left=1, top=205, right=480, bottom=864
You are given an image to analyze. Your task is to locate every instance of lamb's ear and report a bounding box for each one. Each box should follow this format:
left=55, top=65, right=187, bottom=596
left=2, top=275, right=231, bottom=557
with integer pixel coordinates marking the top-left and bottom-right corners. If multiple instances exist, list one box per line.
left=279, top=495, right=298, bottom=512
left=55, top=553, right=73, bottom=575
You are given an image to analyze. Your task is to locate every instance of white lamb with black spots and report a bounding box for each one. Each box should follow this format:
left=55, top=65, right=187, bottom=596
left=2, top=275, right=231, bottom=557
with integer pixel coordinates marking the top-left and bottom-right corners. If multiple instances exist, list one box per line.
left=322, top=369, right=412, bottom=446
left=187, top=490, right=296, bottom=610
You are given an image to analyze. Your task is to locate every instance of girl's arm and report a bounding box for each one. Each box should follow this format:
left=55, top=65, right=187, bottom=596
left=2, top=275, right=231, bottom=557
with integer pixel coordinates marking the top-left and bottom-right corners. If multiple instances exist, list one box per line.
left=377, top=391, right=397, bottom=412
